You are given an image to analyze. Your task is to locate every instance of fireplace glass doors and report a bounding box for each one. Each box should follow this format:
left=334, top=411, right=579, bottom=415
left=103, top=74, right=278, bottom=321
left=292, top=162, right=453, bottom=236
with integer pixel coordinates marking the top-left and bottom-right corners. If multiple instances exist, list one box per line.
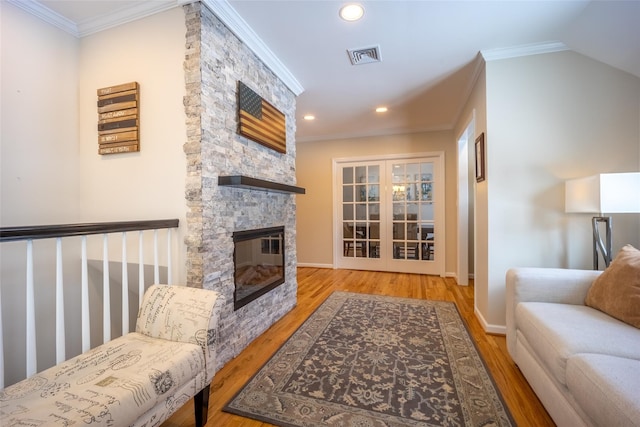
left=233, top=226, right=285, bottom=310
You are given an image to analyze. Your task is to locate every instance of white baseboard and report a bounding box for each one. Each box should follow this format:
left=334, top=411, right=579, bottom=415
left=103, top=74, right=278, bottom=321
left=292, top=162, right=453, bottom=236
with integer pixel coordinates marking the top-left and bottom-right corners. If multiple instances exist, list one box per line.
left=298, top=265, right=475, bottom=281
left=297, top=262, right=333, bottom=269
left=445, top=272, right=475, bottom=280
left=474, top=306, right=506, bottom=335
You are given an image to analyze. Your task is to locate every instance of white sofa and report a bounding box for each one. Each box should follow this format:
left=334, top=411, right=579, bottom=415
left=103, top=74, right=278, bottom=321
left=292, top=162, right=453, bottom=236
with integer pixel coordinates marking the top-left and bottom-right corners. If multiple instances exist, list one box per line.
left=506, top=267, right=640, bottom=427
left=0, top=284, right=224, bottom=427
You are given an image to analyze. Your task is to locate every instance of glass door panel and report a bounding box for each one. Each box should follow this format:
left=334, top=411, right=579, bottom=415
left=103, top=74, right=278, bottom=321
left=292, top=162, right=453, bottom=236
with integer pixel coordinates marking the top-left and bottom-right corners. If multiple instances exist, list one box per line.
left=387, top=159, right=438, bottom=273
left=392, top=163, right=416, bottom=260
left=341, top=163, right=381, bottom=260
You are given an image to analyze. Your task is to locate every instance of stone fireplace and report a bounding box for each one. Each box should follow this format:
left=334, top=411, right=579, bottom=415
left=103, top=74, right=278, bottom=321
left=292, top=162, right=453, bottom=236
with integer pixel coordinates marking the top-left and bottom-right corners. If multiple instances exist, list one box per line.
left=182, top=2, right=300, bottom=371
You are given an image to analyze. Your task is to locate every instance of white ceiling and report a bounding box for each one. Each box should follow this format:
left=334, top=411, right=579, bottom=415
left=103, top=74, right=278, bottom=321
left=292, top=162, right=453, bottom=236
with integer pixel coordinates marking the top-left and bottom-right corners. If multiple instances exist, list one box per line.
left=16, top=0, right=640, bottom=142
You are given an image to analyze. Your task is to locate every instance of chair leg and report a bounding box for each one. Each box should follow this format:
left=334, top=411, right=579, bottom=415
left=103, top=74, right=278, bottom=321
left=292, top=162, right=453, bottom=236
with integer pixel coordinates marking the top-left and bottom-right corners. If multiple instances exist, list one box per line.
left=194, top=383, right=211, bottom=427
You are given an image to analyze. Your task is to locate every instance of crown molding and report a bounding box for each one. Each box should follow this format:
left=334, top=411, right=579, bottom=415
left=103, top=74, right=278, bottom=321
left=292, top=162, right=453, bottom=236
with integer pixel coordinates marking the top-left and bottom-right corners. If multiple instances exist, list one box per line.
left=8, top=0, right=179, bottom=38
left=77, top=1, right=178, bottom=38
left=187, top=0, right=304, bottom=96
left=481, top=41, right=569, bottom=61
left=11, top=0, right=304, bottom=96
left=7, top=0, right=78, bottom=36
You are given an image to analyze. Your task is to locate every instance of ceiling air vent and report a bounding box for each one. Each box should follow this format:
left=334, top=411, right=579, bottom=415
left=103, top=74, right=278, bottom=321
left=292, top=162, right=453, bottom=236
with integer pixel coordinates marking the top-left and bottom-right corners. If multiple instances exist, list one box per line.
left=347, top=45, right=381, bottom=65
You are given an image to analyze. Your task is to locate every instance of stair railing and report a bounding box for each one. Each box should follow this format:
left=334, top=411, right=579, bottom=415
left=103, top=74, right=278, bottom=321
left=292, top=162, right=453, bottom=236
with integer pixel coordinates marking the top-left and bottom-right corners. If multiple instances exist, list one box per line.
left=0, top=219, right=179, bottom=388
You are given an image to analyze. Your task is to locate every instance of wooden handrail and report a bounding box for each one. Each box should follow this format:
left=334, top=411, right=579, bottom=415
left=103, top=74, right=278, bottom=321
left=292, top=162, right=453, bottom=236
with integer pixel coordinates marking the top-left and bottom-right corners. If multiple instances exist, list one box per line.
left=0, top=219, right=179, bottom=242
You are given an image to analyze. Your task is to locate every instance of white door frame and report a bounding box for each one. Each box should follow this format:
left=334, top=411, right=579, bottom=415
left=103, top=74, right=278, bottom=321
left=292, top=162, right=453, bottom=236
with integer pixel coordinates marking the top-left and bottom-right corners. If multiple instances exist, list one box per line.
left=332, top=152, right=445, bottom=276
left=456, top=113, right=475, bottom=286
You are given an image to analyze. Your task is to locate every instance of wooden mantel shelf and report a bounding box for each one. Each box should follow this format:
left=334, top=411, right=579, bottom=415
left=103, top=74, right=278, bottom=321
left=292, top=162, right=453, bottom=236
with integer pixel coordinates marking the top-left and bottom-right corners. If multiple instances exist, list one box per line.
left=218, top=175, right=305, bottom=194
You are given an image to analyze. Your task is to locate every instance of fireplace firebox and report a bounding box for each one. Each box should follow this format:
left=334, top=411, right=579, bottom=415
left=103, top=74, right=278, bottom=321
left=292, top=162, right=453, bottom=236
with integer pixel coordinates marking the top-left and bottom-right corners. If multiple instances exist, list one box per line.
left=233, top=226, right=285, bottom=310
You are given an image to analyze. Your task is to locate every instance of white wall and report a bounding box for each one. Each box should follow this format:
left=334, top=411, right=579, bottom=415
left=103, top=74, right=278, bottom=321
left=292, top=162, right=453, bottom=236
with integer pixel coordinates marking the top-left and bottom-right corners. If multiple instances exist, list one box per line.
left=453, top=66, right=489, bottom=325
left=78, top=7, right=188, bottom=282
left=1, top=2, right=80, bottom=225
left=482, top=51, right=640, bottom=329
left=1, top=2, right=83, bottom=386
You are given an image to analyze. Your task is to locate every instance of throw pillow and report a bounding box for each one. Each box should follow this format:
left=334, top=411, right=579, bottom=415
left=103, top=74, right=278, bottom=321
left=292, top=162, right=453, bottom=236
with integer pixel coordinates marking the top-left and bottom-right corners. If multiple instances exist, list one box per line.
left=585, top=244, right=640, bottom=328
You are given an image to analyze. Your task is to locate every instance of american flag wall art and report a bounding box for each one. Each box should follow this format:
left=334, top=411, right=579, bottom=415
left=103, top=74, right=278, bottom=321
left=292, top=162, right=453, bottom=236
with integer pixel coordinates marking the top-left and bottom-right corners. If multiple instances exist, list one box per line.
left=238, top=81, right=286, bottom=153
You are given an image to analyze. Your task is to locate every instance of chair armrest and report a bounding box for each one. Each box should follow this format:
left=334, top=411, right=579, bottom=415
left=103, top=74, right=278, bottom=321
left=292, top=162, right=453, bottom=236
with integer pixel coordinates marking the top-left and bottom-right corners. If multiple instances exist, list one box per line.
left=505, top=267, right=601, bottom=358
left=136, top=284, right=225, bottom=381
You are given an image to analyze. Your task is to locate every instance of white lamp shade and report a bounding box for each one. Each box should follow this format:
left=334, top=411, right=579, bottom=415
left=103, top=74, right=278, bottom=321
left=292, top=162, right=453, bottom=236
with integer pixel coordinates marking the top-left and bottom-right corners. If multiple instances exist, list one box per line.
left=565, top=172, right=640, bottom=214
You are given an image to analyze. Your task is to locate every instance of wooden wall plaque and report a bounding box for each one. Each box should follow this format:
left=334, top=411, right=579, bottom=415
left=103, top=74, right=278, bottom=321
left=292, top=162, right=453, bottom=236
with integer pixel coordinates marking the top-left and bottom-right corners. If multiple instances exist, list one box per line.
left=97, top=82, right=139, bottom=155
left=237, top=81, right=286, bottom=153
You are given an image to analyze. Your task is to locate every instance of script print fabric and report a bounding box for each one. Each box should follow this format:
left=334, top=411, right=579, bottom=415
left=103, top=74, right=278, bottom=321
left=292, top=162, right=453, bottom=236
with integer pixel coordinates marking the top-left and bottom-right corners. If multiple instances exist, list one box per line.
left=225, top=292, right=513, bottom=427
left=0, top=285, right=224, bottom=427
left=0, top=333, right=204, bottom=426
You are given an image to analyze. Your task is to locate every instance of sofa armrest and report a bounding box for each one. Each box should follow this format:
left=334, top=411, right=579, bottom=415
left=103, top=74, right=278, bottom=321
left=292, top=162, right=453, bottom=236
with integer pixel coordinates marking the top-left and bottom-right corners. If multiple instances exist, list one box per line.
left=136, top=284, right=225, bottom=381
left=505, top=267, right=601, bottom=359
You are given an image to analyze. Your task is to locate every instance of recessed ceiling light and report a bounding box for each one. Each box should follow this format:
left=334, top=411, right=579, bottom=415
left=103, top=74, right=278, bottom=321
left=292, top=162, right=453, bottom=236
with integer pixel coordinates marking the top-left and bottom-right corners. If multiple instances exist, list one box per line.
left=375, top=107, right=388, bottom=113
left=339, top=4, right=364, bottom=22
left=303, top=115, right=315, bottom=121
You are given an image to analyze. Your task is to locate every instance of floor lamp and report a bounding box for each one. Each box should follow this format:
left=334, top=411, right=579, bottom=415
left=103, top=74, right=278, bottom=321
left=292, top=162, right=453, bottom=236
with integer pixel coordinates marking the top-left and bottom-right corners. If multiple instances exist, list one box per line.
left=565, top=172, right=640, bottom=270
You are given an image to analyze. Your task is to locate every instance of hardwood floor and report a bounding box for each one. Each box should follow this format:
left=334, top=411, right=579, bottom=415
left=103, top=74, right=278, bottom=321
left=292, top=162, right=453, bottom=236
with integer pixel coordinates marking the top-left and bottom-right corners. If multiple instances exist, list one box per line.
left=162, top=267, right=555, bottom=427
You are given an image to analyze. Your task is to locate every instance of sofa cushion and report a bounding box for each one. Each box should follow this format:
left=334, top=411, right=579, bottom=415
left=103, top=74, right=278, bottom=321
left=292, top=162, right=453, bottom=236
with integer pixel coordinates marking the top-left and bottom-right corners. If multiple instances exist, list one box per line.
left=566, top=354, right=640, bottom=427
left=0, top=332, right=205, bottom=426
left=585, top=244, right=640, bottom=328
left=515, top=302, right=640, bottom=385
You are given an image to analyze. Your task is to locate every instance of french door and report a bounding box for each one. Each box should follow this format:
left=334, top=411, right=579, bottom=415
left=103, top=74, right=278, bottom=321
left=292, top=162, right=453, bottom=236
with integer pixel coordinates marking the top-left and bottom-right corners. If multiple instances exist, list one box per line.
left=334, top=153, right=444, bottom=276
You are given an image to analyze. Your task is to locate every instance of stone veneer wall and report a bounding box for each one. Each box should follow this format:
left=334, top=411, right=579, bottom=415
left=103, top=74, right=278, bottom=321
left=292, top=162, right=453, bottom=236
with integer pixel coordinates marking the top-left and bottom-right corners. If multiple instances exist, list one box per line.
left=183, top=2, right=298, bottom=370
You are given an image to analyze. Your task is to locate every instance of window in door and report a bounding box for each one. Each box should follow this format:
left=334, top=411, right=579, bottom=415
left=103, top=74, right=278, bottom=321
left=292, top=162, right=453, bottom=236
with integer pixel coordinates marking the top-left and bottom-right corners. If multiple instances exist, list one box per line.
left=391, top=162, right=434, bottom=261
left=342, top=164, right=380, bottom=259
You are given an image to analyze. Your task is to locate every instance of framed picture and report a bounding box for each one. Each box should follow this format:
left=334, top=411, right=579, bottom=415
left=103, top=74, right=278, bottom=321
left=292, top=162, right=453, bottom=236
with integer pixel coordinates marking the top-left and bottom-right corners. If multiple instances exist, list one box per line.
left=475, top=133, right=485, bottom=182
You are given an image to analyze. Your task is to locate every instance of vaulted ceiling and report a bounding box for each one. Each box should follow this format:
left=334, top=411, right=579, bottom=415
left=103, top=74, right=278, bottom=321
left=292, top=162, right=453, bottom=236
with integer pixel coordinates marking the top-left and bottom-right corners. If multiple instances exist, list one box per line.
left=16, top=0, right=640, bottom=142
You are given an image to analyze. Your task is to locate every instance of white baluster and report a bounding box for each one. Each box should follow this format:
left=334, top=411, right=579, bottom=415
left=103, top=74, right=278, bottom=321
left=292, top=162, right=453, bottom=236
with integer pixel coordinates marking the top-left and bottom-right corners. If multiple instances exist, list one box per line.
left=103, top=234, right=110, bottom=343
left=154, top=229, right=159, bottom=284
left=81, top=236, right=90, bottom=352
left=26, top=240, right=36, bottom=378
left=56, top=238, right=65, bottom=363
left=167, top=228, right=173, bottom=285
left=138, top=231, right=144, bottom=308
left=121, top=232, right=129, bottom=334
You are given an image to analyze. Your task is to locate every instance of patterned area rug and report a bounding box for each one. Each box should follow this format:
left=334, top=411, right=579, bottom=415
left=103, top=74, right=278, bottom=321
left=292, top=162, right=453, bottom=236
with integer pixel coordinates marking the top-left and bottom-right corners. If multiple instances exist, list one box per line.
left=224, top=292, right=514, bottom=426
